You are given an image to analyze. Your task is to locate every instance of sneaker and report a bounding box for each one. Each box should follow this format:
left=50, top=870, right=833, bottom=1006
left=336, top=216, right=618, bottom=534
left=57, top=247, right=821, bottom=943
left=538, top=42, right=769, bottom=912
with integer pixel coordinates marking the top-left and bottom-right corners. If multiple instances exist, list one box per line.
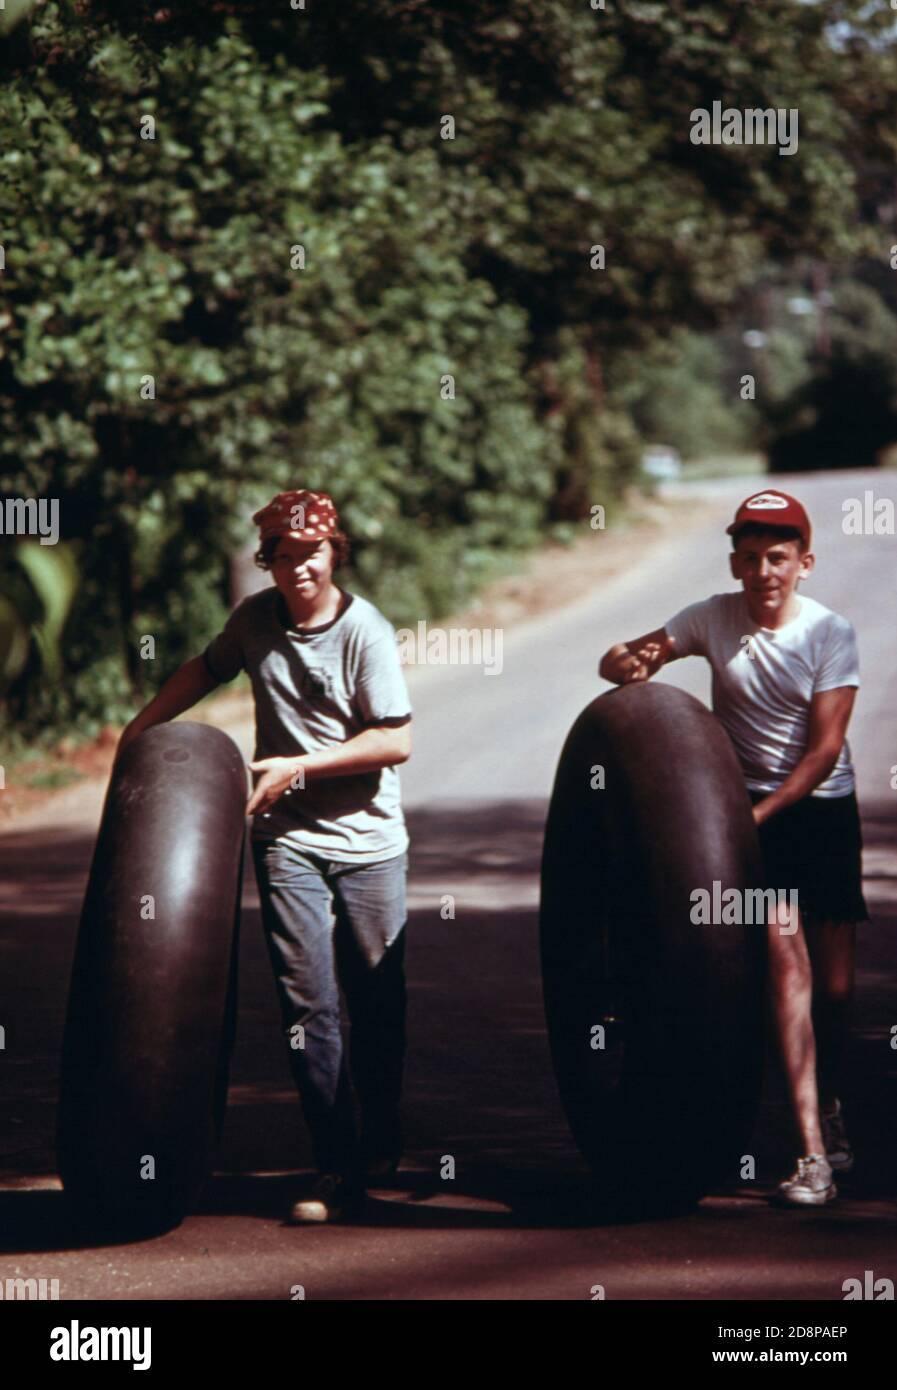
left=286, top=1173, right=365, bottom=1225
left=821, top=1098, right=854, bottom=1174
left=774, top=1154, right=837, bottom=1207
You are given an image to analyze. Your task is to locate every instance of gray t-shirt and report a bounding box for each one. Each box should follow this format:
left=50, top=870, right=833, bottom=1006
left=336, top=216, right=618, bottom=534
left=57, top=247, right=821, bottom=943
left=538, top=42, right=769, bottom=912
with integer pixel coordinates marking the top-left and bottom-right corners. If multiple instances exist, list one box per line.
left=203, top=586, right=411, bottom=862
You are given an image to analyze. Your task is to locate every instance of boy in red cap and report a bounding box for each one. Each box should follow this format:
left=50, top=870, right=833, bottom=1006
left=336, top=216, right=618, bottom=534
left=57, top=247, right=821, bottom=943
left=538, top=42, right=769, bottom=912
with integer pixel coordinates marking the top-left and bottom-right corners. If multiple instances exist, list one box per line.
left=119, top=490, right=413, bottom=1223
left=599, top=489, right=869, bottom=1206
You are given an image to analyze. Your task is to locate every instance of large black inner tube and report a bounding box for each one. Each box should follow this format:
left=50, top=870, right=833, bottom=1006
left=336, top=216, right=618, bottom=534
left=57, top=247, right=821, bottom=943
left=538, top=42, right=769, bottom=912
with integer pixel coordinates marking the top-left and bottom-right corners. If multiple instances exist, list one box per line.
left=57, top=722, right=246, bottom=1235
left=540, top=682, right=767, bottom=1211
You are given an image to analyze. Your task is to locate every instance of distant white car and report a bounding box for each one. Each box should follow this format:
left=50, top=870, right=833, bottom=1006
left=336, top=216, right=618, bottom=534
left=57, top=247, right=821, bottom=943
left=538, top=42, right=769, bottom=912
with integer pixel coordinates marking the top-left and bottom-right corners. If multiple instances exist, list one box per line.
left=641, top=445, right=682, bottom=482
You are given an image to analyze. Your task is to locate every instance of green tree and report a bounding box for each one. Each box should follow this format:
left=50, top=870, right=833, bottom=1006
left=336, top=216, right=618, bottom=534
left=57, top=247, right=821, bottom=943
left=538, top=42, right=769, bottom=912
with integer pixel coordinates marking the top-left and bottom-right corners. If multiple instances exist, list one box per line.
left=1, top=0, right=894, bottom=737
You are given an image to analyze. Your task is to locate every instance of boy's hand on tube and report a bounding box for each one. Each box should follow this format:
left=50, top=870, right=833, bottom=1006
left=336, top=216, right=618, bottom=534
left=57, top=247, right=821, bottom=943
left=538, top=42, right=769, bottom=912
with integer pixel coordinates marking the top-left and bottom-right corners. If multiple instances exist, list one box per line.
left=603, top=634, right=676, bottom=684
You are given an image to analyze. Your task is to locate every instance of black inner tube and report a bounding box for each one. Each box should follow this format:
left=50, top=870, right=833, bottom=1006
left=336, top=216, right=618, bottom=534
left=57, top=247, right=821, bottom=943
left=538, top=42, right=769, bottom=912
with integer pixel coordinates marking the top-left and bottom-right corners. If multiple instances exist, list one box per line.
left=57, top=722, right=247, bottom=1235
left=540, top=682, right=767, bottom=1211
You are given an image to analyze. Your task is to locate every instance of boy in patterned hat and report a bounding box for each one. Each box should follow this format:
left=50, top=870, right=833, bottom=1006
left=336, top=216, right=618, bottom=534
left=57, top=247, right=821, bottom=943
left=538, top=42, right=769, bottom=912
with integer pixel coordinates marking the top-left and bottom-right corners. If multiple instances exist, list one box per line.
left=598, top=489, right=869, bottom=1207
left=119, top=489, right=412, bottom=1223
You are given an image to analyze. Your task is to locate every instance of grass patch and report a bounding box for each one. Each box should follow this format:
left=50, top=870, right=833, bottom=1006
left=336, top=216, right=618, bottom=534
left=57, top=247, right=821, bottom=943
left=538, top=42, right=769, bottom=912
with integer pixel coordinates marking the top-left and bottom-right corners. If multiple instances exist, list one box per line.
left=18, top=765, right=84, bottom=791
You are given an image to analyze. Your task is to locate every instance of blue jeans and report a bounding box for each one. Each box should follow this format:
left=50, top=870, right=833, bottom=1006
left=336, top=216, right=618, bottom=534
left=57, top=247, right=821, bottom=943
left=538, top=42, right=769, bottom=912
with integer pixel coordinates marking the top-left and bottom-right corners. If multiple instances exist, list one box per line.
left=251, top=838, right=408, bottom=1179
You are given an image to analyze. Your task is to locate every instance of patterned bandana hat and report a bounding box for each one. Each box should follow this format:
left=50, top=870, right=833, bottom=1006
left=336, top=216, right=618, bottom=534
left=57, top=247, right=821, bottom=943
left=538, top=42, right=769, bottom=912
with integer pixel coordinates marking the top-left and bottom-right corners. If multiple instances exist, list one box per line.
left=252, top=489, right=339, bottom=542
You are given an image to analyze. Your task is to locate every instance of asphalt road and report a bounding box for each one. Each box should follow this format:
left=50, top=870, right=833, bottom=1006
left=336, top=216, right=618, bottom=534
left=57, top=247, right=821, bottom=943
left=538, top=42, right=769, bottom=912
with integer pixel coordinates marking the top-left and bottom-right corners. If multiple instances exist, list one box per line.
left=1, top=468, right=895, bottom=1300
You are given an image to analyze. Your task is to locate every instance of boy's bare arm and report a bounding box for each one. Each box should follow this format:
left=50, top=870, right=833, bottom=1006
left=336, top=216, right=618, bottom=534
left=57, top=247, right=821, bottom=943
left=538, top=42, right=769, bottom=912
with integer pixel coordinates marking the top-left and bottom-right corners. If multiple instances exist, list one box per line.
left=246, top=723, right=412, bottom=816
left=117, top=655, right=222, bottom=757
left=753, top=686, right=858, bottom=823
left=599, top=628, right=678, bottom=684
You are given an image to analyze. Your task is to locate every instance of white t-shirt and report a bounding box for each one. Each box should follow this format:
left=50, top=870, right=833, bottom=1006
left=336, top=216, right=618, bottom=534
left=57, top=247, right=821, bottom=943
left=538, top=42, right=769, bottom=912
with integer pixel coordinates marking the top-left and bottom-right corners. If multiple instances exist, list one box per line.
left=663, top=591, right=859, bottom=798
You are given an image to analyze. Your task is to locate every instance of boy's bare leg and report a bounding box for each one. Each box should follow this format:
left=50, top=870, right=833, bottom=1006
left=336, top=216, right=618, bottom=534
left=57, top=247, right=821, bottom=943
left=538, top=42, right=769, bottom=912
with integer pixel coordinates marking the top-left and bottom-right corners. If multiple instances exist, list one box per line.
left=804, top=919, right=856, bottom=1109
left=766, top=902, right=825, bottom=1154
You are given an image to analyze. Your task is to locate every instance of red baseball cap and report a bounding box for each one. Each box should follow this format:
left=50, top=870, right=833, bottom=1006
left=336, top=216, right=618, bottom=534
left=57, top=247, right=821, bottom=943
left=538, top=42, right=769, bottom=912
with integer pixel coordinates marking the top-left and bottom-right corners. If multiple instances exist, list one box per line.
left=726, top=489, right=811, bottom=548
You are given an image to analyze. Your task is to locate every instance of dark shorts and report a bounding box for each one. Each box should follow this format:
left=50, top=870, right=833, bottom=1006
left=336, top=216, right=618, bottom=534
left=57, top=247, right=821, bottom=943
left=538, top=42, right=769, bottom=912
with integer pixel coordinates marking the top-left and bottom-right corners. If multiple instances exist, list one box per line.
left=748, top=788, right=871, bottom=927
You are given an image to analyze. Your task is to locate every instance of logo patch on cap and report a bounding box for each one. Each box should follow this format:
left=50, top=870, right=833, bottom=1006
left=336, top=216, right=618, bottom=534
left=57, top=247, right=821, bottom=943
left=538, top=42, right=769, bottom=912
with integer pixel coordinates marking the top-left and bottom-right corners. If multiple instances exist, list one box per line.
left=745, top=492, right=789, bottom=510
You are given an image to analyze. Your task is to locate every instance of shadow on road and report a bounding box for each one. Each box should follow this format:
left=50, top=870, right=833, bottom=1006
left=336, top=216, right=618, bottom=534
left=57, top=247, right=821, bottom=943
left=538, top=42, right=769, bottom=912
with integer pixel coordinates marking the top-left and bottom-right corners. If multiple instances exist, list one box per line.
left=0, top=796, right=894, bottom=1256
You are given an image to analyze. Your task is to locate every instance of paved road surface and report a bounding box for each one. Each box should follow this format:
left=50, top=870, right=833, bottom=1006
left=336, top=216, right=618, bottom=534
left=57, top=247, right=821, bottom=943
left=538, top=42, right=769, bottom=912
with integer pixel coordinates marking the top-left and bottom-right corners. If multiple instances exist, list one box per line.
left=1, top=469, right=895, bottom=1299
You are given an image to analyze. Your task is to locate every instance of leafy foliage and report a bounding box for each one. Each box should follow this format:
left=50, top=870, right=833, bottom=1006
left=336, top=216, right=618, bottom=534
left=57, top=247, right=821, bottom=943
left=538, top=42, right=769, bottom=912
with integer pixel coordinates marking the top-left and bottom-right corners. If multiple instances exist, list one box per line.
left=0, top=0, right=894, bottom=736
